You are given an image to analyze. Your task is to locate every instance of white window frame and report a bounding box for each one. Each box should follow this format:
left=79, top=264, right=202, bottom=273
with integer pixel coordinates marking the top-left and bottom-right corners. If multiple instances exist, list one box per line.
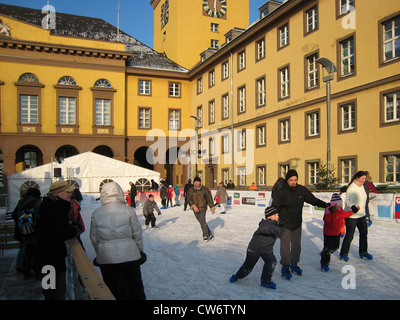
left=59, top=97, right=76, bottom=125
left=257, top=77, right=266, bottom=107
left=306, top=6, right=318, bottom=33
left=168, top=109, right=181, bottom=130
left=340, top=37, right=355, bottom=77
left=95, top=98, right=111, bottom=126
left=239, top=86, right=246, bottom=113
left=280, top=67, right=289, bottom=99
left=383, top=16, right=400, bottom=62
left=139, top=80, right=151, bottom=95
left=139, top=107, right=151, bottom=129
left=341, top=103, right=356, bottom=130
left=20, top=95, right=39, bottom=124
left=279, top=24, right=289, bottom=48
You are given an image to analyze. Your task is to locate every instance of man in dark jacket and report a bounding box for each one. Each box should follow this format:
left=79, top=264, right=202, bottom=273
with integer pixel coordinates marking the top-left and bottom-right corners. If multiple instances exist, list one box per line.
left=35, top=181, right=78, bottom=300
left=187, top=177, right=215, bottom=242
left=229, top=207, right=284, bottom=289
left=271, top=169, right=328, bottom=279
left=183, top=179, right=193, bottom=210
left=129, top=181, right=137, bottom=208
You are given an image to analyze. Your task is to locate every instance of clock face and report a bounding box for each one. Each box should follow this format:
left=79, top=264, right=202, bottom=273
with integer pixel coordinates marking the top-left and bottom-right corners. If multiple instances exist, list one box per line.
left=161, top=0, right=169, bottom=27
left=203, top=0, right=227, bottom=18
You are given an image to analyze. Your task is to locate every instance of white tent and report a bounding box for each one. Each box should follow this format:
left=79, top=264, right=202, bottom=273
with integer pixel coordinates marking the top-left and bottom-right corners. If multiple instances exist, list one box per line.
left=7, top=151, right=160, bottom=210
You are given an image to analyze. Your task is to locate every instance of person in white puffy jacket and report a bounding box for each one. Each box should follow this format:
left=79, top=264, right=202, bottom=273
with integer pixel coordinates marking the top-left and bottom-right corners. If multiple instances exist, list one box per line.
left=90, top=182, right=146, bottom=300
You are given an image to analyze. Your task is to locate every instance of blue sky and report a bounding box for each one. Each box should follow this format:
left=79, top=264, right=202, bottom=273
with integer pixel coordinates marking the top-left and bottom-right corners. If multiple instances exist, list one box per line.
left=0, top=0, right=269, bottom=48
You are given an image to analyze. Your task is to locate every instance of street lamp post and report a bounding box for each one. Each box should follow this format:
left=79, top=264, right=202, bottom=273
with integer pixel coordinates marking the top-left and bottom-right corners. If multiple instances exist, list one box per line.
left=190, top=115, right=201, bottom=178
left=316, top=57, right=337, bottom=185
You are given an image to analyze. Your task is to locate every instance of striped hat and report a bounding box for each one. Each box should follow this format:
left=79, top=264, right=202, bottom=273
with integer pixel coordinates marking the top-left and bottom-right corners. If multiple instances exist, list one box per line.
left=330, top=193, right=343, bottom=206
left=264, top=206, right=279, bottom=218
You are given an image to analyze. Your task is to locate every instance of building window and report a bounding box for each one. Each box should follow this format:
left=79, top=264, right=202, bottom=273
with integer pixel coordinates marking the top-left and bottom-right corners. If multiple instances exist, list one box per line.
left=168, top=109, right=181, bottom=130
left=209, top=70, right=215, bottom=87
left=20, top=95, right=38, bottom=124
left=238, top=86, right=246, bottom=113
left=139, top=80, right=151, bottom=96
left=59, top=97, right=76, bottom=125
left=339, top=0, right=354, bottom=16
left=382, top=153, right=400, bottom=183
left=279, top=65, right=290, bottom=99
left=256, top=38, right=265, bottom=61
left=339, top=101, right=356, bottom=132
left=339, top=156, right=356, bottom=183
left=16, top=73, right=43, bottom=133
left=238, top=51, right=246, bottom=71
left=211, top=39, right=219, bottom=49
left=238, top=167, right=246, bottom=186
left=306, top=110, right=320, bottom=138
left=306, top=161, right=319, bottom=186
left=211, top=23, right=219, bottom=32
left=197, top=106, right=203, bottom=127
left=138, top=107, right=151, bottom=129
left=305, top=6, right=318, bottom=34
left=95, top=99, right=111, bottom=126
left=339, top=36, right=355, bottom=78
left=197, top=78, right=203, bottom=94
left=306, top=53, right=319, bottom=90
left=58, top=76, right=77, bottom=86
left=222, top=169, right=229, bottom=185
left=209, top=100, right=215, bottom=124
left=222, top=61, right=229, bottom=80
left=94, top=79, right=112, bottom=88
left=279, top=163, right=290, bottom=178
left=381, top=89, right=400, bottom=125
left=278, top=23, right=289, bottom=48
left=169, top=82, right=181, bottom=98
left=256, top=124, right=266, bottom=147
left=222, top=135, right=229, bottom=154
left=209, top=137, right=215, bottom=156
left=256, top=77, right=266, bottom=107
left=238, top=129, right=246, bottom=151
left=382, top=15, right=400, bottom=63
left=279, top=117, right=290, bottom=143
left=222, top=94, right=229, bottom=120
left=257, top=165, right=266, bottom=186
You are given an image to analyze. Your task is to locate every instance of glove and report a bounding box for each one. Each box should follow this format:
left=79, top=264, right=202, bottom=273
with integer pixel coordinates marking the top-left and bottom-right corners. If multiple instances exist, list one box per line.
left=351, top=205, right=359, bottom=213
left=366, top=218, right=373, bottom=228
left=138, top=251, right=147, bottom=265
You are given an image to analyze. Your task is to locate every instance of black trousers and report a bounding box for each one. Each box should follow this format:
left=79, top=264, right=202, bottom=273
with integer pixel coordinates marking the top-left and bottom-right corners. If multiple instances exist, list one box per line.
left=340, top=216, right=368, bottom=257
left=99, top=260, right=146, bottom=300
left=234, top=250, right=277, bottom=283
left=320, top=234, right=341, bottom=266
left=145, top=213, right=156, bottom=227
left=193, top=210, right=212, bottom=238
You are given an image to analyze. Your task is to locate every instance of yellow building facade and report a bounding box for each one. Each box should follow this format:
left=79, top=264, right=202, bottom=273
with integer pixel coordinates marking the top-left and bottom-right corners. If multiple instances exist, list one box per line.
left=151, top=0, right=249, bottom=69
left=188, top=0, right=400, bottom=188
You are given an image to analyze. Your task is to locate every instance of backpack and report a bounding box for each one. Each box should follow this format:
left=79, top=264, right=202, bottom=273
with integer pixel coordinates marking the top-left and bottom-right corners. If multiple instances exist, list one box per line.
left=18, top=208, right=35, bottom=236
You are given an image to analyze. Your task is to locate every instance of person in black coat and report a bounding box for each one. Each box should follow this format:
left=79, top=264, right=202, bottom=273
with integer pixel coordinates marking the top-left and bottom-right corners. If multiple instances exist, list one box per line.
left=229, top=207, right=284, bottom=289
left=12, top=188, right=42, bottom=278
left=129, top=182, right=137, bottom=208
left=35, top=181, right=78, bottom=300
left=271, top=169, right=328, bottom=279
left=183, top=179, right=193, bottom=210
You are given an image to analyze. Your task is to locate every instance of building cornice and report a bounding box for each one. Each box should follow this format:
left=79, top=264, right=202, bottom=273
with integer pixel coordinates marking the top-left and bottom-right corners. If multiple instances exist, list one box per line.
left=0, top=38, right=132, bottom=60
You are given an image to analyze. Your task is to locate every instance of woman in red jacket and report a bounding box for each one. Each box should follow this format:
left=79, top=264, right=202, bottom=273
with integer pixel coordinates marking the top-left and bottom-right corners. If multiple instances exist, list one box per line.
left=320, top=193, right=359, bottom=272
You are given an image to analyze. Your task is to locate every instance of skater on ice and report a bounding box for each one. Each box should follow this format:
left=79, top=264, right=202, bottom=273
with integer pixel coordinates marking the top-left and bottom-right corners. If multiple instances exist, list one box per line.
left=187, top=176, right=216, bottom=242
left=143, top=194, right=161, bottom=229
left=340, top=171, right=373, bottom=261
left=229, top=207, right=284, bottom=289
left=271, top=169, right=328, bottom=279
left=320, top=193, right=359, bottom=272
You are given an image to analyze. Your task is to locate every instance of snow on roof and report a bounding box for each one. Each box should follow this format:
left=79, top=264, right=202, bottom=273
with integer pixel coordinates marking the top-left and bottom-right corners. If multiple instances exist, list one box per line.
left=0, top=3, right=187, bottom=73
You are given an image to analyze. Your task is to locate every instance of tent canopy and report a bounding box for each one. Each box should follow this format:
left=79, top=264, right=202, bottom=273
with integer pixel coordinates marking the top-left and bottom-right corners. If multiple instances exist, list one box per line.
left=7, top=152, right=160, bottom=210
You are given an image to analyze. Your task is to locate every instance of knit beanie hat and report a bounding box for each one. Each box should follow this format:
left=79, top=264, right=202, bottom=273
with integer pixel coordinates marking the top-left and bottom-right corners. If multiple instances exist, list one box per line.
left=193, top=176, right=201, bottom=182
left=330, top=193, right=343, bottom=206
left=264, top=206, right=279, bottom=218
left=285, top=169, right=298, bottom=181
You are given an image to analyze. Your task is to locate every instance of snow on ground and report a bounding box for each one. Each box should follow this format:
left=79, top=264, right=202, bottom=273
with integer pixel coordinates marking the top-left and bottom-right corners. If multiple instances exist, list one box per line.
left=80, top=200, right=400, bottom=300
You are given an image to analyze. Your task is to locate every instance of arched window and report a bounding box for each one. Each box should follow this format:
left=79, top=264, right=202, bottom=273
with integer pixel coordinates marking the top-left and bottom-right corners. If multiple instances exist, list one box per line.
left=135, top=178, right=151, bottom=192
left=94, top=79, right=112, bottom=88
left=99, top=179, right=114, bottom=192
left=18, top=73, right=39, bottom=83
left=57, top=76, right=77, bottom=86
left=19, top=181, right=40, bottom=198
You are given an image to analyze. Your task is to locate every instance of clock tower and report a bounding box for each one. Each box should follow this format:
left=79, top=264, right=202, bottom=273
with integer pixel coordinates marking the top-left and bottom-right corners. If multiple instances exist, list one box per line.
left=151, top=0, right=249, bottom=69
